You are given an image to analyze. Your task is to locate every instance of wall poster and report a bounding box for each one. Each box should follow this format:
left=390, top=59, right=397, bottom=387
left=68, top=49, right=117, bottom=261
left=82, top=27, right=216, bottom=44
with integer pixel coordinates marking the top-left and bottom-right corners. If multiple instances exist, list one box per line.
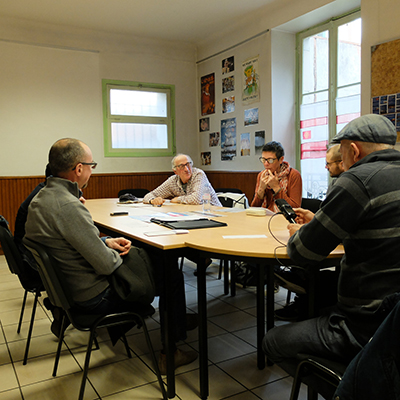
left=201, top=73, right=215, bottom=116
left=242, top=55, right=260, bottom=105
left=221, top=118, right=236, bottom=161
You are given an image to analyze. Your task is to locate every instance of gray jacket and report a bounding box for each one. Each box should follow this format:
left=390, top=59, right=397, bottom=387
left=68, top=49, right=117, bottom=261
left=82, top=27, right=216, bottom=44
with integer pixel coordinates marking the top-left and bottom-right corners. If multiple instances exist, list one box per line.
left=24, top=177, right=122, bottom=302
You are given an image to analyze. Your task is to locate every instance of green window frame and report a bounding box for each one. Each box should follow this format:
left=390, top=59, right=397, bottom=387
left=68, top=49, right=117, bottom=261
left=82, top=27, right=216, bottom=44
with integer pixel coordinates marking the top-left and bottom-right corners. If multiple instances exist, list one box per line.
left=102, top=79, right=176, bottom=157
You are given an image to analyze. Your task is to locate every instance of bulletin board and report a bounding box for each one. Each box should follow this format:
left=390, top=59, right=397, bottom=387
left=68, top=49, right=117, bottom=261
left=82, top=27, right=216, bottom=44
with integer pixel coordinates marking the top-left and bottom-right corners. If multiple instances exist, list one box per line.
left=371, top=38, right=400, bottom=139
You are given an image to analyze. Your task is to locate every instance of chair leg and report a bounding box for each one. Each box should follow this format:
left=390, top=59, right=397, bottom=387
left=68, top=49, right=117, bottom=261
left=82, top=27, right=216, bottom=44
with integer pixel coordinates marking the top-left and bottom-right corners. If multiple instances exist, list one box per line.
left=17, top=290, right=28, bottom=334
left=179, top=257, right=184, bottom=271
left=120, top=333, right=132, bottom=358
left=78, top=329, right=98, bottom=400
left=286, top=289, right=292, bottom=305
left=290, top=361, right=306, bottom=400
left=53, top=313, right=68, bottom=376
left=141, top=318, right=167, bottom=400
left=22, top=290, right=40, bottom=365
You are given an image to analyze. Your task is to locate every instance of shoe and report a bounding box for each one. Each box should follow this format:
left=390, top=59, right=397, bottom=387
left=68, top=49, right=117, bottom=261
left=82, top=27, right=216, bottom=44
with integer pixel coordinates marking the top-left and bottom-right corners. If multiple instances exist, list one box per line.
left=274, top=302, right=299, bottom=321
left=274, top=281, right=280, bottom=293
left=50, top=307, right=71, bottom=338
left=43, top=297, right=55, bottom=312
left=158, top=348, right=198, bottom=375
left=193, top=258, right=213, bottom=276
left=274, top=268, right=307, bottom=295
left=186, top=313, right=198, bottom=331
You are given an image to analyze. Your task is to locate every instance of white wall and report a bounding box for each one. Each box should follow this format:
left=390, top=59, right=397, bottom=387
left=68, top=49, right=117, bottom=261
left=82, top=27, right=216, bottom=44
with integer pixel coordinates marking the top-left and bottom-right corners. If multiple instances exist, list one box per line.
left=0, top=17, right=197, bottom=176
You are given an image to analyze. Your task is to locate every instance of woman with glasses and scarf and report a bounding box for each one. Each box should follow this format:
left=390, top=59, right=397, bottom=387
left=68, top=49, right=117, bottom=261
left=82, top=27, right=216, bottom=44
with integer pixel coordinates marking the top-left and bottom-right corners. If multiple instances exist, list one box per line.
left=251, top=141, right=302, bottom=212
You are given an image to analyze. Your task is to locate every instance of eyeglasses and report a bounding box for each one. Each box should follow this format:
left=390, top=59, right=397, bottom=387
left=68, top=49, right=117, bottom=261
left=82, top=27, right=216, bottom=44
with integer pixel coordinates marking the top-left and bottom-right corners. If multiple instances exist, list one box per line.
left=174, top=162, right=193, bottom=170
left=72, top=162, right=97, bottom=170
left=325, top=160, right=341, bottom=167
left=259, top=157, right=277, bottom=164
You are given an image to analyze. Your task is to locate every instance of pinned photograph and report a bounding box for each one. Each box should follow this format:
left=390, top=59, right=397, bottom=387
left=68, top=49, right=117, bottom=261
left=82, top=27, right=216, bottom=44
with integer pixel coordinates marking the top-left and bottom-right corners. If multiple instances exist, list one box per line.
left=201, top=73, right=215, bottom=116
left=222, top=56, right=234, bottom=75
left=240, top=133, right=250, bottom=156
left=209, top=132, right=220, bottom=147
left=222, top=96, right=235, bottom=113
left=244, top=108, right=259, bottom=126
left=221, top=118, right=237, bottom=161
left=255, top=130, right=265, bottom=155
left=199, top=117, right=210, bottom=132
left=201, top=152, right=211, bottom=165
left=222, top=76, right=234, bottom=94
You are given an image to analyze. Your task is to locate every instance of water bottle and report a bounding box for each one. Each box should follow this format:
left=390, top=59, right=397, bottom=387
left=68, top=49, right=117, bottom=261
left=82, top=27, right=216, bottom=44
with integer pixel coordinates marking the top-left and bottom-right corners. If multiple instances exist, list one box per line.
left=202, top=186, right=211, bottom=213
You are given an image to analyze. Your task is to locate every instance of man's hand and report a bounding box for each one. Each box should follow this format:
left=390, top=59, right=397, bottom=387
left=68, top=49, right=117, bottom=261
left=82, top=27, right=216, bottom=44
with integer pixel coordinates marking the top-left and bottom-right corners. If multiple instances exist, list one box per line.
left=287, top=223, right=302, bottom=237
left=79, top=196, right=86, bottom=204
left=105, top=237, right=131, bottom=256
left=293, top=207, right=315, bottom=224
left=150, top=197, right=165, bottom=206
left=170, top=197, right=181, bottom=203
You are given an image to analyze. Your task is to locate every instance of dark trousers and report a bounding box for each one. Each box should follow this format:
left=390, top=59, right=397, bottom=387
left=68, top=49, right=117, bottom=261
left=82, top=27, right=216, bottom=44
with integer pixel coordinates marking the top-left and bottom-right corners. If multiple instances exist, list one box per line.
left=75, top=250, right=187, bottom=350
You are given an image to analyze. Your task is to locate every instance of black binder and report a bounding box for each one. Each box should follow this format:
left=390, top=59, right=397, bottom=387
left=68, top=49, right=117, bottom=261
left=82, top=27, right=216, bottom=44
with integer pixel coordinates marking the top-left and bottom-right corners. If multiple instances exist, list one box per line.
left=150, top=218, right=227, bottom=230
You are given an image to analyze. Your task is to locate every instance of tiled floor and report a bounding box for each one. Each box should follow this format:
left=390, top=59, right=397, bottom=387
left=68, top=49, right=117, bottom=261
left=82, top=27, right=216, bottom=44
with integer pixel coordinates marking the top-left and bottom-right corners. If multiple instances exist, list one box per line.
left=0, top=255, right=312, bottom=400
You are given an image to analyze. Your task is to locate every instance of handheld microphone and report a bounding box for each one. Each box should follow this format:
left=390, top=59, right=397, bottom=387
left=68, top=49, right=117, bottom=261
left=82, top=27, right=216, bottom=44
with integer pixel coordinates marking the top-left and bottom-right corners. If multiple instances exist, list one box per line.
left=275, top=199, right=297, bottom=224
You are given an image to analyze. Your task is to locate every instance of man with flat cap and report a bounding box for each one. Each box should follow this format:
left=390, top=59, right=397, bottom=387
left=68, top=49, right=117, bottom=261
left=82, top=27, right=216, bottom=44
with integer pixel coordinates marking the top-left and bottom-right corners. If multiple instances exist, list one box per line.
left=263, top=114, right=400, bottom=397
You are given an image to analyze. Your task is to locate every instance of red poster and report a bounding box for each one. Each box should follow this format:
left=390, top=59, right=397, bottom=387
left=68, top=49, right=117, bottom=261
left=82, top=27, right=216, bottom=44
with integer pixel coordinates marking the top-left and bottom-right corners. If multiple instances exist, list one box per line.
left=201, top=73, right=215, bottom=116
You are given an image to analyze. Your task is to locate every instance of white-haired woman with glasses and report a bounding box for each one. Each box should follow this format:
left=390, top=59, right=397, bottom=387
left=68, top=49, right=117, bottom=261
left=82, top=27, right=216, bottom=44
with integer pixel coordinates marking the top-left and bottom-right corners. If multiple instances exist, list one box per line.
left=251, top=141, right=302, bottom=212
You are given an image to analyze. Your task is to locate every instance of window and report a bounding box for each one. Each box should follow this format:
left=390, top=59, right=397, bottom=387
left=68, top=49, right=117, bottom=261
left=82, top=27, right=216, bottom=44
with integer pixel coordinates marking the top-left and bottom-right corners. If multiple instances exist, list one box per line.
left=102, top=79, right=175, bottom=157
left=297, top=11, right=361, bottom=199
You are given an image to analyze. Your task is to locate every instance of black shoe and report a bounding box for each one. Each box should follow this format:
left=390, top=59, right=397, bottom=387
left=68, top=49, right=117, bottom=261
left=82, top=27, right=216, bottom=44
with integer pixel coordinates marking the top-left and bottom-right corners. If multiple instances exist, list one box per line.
left=50, top=308, right=70, bottom=338
left=274, top=302, right=299, bottom=321
left=274, top=268, right=307, bottom=295
left=43, top=297, right=55, bottom=312
left=186, top=313, right=199, bottom=331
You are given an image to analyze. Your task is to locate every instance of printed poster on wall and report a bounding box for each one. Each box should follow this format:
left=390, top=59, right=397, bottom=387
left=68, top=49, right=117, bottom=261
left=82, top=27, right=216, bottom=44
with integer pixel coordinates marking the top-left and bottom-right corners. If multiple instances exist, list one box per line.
left=242, top=55, right=260, bottom=105
left=221, top=118, right=236, bottom=161
left=222, top=56, right=234, bottom=75
left=240, top=133, right=250, bottom=156
left=199, top=117, right=210, bottom=132
left=201, top=152, right=211, bottom=165
left=209, top=132, right=220, bottom=147
left=201, top=73, right=215, bottom=116
left=255, top=130, right=265, bottom=155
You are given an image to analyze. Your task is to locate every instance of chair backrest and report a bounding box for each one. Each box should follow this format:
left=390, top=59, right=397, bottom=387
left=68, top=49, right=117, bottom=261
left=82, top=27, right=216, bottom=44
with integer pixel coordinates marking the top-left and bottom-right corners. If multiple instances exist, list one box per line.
left=301, top=198, right=322, bottom=213
left=215, top=187, right=243, bottom=194
left=118, top=188, right=150, bottom=198
left=0, top=216, right=25, bottom=275
left=23, top=238, right=73, bottom=312
left=217, top=192, right=249, bottom=209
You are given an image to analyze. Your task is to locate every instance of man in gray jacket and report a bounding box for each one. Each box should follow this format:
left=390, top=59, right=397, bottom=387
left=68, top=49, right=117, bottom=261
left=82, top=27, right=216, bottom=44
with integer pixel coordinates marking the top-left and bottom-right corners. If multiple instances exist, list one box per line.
left=25, top=138, right=197, bottom=374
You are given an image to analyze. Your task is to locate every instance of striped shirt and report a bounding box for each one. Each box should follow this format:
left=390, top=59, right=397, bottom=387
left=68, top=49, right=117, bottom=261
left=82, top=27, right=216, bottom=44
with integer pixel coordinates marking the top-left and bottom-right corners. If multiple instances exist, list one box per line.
left=288, top=149, right=400, bottom=341
left=143, top=167, right=221, bottom=206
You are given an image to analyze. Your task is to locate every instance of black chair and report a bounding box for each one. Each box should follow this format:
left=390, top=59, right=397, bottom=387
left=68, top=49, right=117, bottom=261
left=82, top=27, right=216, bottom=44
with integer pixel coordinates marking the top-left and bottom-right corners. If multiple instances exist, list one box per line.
left=0, top=216, right=44, bottom=365
left=290, top=353, right=347, bottom=400
left=24, top=238, right=167, bottom=400
left=118, top=188, right=150, bottom=198
left=301, top=197, right=322, bottom=213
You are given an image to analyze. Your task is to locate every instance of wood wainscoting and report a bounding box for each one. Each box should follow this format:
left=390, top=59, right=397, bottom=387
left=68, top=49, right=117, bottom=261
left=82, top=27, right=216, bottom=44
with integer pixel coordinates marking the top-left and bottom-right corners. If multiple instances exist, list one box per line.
left=0, top=170, right=259, bottom=235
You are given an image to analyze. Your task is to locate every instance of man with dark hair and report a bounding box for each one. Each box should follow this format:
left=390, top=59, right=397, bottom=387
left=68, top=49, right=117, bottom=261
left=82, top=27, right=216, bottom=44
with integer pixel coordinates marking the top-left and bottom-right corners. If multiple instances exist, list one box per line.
left=263, top=114, right=400, bottom=398
left=251, top=141, right=302, bottom=211
left=25, top=138, right=197, bottom=374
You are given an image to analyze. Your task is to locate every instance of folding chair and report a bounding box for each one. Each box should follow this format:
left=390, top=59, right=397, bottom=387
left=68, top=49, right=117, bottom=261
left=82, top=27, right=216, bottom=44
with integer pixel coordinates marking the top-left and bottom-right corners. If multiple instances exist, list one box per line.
left=0, top=215, right=44, bottom=365
left=24, top=237, right=167, bottom=400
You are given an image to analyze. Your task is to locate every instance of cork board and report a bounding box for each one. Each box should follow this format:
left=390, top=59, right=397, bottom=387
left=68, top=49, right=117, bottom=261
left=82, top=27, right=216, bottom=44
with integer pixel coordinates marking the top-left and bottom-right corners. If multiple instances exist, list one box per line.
left=371, top=38, right=400, bottom=96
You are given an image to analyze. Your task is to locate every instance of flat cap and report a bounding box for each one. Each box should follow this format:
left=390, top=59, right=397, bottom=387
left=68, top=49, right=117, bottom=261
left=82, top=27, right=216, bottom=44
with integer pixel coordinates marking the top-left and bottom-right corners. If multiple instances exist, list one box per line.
left=331, top=114, right=397, bottom=145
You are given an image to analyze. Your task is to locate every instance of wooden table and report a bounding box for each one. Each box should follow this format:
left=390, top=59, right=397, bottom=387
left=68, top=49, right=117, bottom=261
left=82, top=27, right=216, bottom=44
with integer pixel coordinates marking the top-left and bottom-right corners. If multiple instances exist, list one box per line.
left=85, top=199, right=344, bottom=399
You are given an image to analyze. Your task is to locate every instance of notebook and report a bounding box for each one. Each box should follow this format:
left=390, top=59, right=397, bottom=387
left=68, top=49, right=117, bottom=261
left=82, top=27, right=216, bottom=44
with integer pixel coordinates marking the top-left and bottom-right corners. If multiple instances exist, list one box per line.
left=150, top=218, right=227, bottom=230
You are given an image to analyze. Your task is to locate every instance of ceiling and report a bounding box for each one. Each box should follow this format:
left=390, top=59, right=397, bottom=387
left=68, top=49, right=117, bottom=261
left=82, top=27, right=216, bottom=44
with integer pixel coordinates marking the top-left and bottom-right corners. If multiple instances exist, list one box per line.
left=0, top=0, right=279, bottom=45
